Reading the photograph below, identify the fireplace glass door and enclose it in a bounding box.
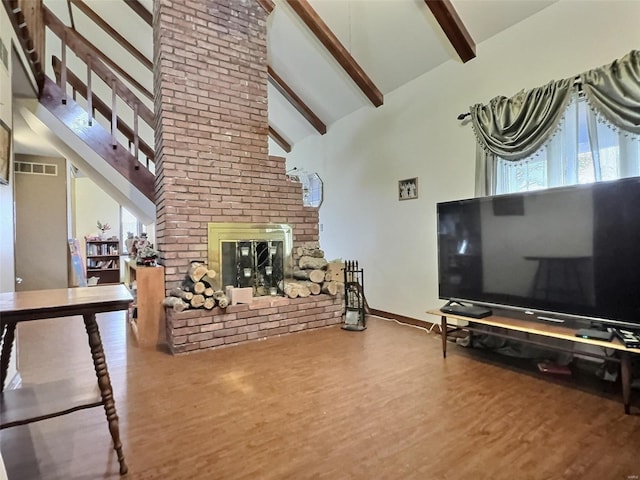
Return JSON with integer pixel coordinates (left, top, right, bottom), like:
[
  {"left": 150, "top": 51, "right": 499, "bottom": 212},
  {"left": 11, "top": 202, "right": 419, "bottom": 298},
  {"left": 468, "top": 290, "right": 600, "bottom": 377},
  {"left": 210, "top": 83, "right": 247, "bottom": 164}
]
[{"left": 220, "top": 240, "right": 284, "bottom": 296}]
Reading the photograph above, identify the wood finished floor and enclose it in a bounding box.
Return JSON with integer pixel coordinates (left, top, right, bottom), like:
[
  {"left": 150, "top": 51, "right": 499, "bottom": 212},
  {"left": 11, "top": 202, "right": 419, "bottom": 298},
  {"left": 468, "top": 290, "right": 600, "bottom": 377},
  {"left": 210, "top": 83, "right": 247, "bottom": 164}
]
[{"left": 2, "top": 314, "right": 640, "bottom": 479}]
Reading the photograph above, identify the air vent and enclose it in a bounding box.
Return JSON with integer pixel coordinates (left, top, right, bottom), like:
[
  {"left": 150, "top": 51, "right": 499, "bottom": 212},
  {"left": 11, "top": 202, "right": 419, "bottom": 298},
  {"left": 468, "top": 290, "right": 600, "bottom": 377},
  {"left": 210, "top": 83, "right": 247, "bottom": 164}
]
[{"left": 15, "top": 161, "right": 58, "bottom": 176}]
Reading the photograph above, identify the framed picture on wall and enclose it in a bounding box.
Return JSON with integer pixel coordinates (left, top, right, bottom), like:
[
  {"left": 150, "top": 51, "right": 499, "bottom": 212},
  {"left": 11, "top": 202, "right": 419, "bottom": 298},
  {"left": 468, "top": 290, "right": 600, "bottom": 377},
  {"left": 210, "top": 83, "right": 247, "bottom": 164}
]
[
  {"left": 0, "top": 119, "right": 10, "bottom": 185},
  {"left": 398, "top": 177, "right": 418, "bottom": 201}
]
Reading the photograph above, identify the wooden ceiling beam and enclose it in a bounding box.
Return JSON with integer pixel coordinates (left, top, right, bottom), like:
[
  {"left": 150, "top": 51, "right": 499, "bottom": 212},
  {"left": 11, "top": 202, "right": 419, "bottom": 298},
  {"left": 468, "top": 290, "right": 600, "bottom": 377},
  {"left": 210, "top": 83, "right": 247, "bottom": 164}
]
[
  {"left": 424, "top": 0, "right": 475, "bottom": 63},
  {"left": 268, "top": 126, "right": 292, "bottom": 153},
  {"left": 123, "top": 0, "right": 152, "bottom": 26},
  {"left": 268, "top": 66, "right": 326, "bottom": 135},
  {"left": 257, "top": 0, "right": 275, "bottom": 15},
  {"left": 69, "top": 0, "right": 152, "bottom": 70},
  {"left": 285, "top": 0, "right": 383, "bottom": 107}
]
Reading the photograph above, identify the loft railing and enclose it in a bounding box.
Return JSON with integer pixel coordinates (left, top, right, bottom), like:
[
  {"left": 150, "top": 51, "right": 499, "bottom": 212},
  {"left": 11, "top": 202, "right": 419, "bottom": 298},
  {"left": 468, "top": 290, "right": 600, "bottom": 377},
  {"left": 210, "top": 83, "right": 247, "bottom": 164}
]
[{"left": 44, "top": 6, "right": 154, "bottom": 172}]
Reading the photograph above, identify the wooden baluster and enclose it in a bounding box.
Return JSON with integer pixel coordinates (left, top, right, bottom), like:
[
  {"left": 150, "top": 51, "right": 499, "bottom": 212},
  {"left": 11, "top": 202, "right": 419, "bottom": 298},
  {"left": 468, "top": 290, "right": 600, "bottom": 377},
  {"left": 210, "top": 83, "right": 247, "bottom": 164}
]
[
  {"left": 86, "top": 59, "right": 93, "bottom": 126},
  {"left": 133, "top": 102, "right": 139, "bottom": 160},
  {"left": 111, "top": 79, "right": 117, "bottom": 148},
  {"left": 61, "top": 31, "right": 67, "bottom": 104}
]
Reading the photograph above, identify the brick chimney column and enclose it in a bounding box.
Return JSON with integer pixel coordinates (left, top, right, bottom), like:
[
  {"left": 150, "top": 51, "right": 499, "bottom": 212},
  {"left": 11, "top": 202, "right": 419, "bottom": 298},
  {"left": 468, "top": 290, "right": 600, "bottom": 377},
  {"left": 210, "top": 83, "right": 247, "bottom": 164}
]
[{"left": 153, "top": 0, "right": 269, "bottom": 290}]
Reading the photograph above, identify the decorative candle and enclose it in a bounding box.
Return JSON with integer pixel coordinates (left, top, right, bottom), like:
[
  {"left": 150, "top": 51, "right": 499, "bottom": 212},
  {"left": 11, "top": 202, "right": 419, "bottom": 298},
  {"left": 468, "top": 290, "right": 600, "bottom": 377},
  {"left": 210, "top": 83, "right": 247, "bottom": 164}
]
[
  {"left": 243, "top": 268, "right": 252, "bottom": 277},
  {"left": 265, "top": 266, "right": 272, "bottom": 275}
]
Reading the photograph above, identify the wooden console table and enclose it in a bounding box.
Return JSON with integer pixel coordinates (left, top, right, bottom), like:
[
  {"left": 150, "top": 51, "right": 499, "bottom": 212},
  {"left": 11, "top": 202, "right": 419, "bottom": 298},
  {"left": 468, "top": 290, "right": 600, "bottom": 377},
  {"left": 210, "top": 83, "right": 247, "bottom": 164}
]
[
  {"left": 0, "top": 285, "right": 133, "bottom": 475},
  {"left": 427, "top": 309, "right": 638, "bottom": 415}
]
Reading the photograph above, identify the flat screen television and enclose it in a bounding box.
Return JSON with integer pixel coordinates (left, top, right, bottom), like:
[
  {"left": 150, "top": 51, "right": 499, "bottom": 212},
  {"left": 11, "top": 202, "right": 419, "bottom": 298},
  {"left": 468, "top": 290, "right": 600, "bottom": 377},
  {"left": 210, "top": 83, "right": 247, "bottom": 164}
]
[{"left": 437, "top": 176, "right": 640, "bottom": 328}]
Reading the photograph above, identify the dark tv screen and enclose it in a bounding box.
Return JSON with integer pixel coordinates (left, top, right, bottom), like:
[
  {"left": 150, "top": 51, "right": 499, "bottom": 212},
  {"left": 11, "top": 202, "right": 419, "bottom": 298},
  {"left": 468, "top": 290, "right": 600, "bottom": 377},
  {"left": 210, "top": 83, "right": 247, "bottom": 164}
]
[{"left": 437, "top": 176, "right": 640, "bottom": 326}]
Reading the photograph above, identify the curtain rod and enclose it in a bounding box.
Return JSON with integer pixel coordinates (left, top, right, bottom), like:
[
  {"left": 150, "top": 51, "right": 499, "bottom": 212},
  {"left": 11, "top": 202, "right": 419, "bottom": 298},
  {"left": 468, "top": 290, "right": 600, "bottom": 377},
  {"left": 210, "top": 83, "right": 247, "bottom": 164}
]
[{"left": 457, "top": 76, "right": 583, "bottom": 120}]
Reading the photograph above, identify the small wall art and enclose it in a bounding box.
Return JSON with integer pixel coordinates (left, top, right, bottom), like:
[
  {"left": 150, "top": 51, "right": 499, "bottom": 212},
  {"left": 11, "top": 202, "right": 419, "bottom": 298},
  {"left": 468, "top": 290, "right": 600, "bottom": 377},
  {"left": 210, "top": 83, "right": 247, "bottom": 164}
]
[{"left": 398, "top": 177, "right": 418, "bottom": 201}]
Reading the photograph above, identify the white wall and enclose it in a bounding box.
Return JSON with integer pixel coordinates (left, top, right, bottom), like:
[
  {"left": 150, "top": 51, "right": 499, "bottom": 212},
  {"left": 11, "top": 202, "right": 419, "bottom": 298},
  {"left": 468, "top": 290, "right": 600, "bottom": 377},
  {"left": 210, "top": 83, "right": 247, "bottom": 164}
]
[
  {"left": 0, "top": 7, "right": 17, "bottom": 387},
  {"left": 0, "top": 10, "right": 14, "bottom": 294},
  {"left": 75, "top": 175, "right": 121, "bottom": 249},
  {"left": 286, "top": 0, "right": 640, "bottom": 321}
]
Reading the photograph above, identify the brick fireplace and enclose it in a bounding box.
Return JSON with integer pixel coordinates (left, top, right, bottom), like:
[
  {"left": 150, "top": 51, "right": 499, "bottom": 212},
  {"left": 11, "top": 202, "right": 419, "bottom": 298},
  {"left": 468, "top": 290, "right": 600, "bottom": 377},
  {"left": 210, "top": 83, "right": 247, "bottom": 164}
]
[{"left": 153, "top": 0, "right": 342, "bottom": 353}]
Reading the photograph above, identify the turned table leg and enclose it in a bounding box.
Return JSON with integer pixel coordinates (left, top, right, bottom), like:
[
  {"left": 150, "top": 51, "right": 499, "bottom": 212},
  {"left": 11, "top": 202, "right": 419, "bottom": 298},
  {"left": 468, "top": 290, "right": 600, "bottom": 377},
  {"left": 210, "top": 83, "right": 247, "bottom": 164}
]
[
  {"left": 83, "top": 313, "right": 128, "bottom": 475},
  {"left": 0, "top": 321, "right": 17, "bottom": 393}
]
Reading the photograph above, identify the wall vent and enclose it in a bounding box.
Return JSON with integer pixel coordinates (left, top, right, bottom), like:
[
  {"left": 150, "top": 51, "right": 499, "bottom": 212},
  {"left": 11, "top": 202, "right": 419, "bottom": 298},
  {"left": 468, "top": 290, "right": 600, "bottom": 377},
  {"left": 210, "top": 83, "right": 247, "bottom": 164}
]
[{"left": 15, "top": 161, "right": 58, "bottom": 176}]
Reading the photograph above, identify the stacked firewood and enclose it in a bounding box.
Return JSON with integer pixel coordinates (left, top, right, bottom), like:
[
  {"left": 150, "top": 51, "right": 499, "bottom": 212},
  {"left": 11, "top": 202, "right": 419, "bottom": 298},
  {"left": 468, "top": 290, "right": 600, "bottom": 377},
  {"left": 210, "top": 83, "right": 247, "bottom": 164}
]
[
  {"left": 283, "top": 242, "right": 342, "bottom": 298},
  {"left": 162, "top": 261, "right": 230, "bottom": 312}
]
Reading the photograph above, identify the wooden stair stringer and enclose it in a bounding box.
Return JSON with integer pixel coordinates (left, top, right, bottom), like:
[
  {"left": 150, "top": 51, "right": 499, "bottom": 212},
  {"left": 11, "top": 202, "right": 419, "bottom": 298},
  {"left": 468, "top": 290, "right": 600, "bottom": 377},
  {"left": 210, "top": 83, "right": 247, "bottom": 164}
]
[{"left": 37, "top": 76, "right": 156, "bottom": 203}]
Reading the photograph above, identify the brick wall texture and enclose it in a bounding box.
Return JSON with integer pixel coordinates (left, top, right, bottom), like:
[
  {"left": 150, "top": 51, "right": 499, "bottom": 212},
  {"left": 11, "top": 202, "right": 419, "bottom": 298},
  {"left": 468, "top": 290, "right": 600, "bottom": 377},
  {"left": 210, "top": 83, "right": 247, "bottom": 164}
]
[{"left": 153, "top": 0, "right": 339, "bottom": 353}]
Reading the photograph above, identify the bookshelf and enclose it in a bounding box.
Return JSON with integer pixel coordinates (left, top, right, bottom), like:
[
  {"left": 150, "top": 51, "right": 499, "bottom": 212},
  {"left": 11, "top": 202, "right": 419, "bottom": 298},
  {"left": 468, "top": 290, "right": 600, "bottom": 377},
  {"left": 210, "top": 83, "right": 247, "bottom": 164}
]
[{"left": 86, "top": 239, "right": 121, "bottom": 285}]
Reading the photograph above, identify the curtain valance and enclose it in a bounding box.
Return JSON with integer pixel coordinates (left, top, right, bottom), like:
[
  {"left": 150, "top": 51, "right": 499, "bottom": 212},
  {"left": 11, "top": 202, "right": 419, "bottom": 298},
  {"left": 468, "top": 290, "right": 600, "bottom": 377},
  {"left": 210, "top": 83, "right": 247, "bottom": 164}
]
[
  {"left": 470, "top": 50, "right": 640, "bottom": 165},
  {"left": 580, "top": 50, "right": 640, "bottom": 136},
  {"left": 470, "top": 79, "right": 573, "bottom": 162}
]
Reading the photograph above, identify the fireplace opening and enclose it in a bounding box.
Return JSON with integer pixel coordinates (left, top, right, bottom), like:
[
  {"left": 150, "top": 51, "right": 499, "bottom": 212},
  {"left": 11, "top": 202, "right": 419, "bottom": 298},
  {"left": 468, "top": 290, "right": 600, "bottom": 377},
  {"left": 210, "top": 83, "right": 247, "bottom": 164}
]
[
  {"left": 220, "top": 240, "right": 284, "bottom": 296},
  {"left": 208, "top": 223, "right": 293, "bottom": 298}
]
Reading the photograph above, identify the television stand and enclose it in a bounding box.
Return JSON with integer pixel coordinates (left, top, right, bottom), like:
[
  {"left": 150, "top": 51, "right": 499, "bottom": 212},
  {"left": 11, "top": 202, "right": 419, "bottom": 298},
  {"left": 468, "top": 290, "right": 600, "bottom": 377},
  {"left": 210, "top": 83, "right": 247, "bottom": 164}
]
[{"left": 427, "top": 309, "right": 638, "bottom": 415}]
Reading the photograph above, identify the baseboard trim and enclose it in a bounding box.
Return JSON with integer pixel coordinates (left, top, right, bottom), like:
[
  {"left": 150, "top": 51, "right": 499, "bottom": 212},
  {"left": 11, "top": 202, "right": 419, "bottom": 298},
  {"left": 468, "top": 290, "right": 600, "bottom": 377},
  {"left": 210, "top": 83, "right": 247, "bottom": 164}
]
[{"left": 369, "top": 309, "right": 436, "bottom": 330}]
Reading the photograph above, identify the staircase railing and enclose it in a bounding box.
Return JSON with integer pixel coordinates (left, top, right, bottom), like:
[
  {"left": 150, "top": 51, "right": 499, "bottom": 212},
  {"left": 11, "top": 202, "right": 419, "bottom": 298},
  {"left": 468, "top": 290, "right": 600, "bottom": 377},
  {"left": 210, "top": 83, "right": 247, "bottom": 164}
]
[
  {"left": 51, "top": 56, "right": 155, "bottom": 170},
  {"left": 43, "top": 6, "right": 155, "bottom": 172}
]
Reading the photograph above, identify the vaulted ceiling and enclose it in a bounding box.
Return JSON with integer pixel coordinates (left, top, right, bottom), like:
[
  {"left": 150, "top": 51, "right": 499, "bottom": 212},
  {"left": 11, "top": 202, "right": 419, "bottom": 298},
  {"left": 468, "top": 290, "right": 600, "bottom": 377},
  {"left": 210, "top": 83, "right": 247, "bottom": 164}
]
[{"left": 13, "top": 0, "right": 557, "bottom": 156}]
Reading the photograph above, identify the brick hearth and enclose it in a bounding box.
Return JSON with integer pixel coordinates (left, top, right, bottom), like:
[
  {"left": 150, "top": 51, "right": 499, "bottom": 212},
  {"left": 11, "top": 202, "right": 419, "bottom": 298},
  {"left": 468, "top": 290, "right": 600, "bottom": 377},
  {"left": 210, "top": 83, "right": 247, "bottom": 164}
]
[
  {"left": 167, "top": 296, "right": 343, "bottom": 353},
  {"left": 153, "top": 0, "right": 342, "bottom": 353}
]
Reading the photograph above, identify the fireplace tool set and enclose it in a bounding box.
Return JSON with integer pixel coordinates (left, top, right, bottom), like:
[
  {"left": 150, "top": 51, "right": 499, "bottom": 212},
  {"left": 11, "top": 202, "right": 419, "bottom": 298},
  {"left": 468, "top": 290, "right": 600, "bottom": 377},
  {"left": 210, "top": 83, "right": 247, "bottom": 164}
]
[{"left": 342, "top": 260, "right": 367, "bottom": 331}]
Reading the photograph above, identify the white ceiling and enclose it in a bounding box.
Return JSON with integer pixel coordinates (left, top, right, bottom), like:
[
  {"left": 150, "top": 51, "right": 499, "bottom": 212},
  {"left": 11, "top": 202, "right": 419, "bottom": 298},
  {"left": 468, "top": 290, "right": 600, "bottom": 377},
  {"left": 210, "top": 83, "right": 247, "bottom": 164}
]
[{"left": 13, "top": 0, "right": 557, "bottom": 156}]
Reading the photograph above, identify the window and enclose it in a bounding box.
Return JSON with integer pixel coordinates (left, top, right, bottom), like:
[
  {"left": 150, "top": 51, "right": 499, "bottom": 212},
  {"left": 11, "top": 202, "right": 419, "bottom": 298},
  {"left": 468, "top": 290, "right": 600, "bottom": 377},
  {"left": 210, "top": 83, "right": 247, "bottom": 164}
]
[
  {"left": 496, "top": 97, "right": 640, "bottom": 194},
  {"left": 121, "top": 207, "right": 145, "bottom": 254}
]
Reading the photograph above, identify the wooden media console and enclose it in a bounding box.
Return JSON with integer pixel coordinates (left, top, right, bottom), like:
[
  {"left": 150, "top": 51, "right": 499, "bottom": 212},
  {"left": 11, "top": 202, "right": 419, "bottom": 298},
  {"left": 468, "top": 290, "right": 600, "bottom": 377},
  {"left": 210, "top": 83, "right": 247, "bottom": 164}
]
[{"left": 427, "top": 309, "right": 639, "bottom": 414}]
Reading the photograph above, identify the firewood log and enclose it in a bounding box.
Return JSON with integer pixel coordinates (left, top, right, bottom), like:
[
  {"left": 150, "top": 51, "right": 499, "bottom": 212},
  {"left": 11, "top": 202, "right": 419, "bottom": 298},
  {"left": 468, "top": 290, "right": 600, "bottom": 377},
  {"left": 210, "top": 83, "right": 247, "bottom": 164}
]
[
  {"left": 308, "top": 269, "right": 325, "bottom": 283},
  {"left": 187, "top": 263, "right": 208, "bottom": 282},
  {"left": 203, "top": 297, "right": 215, "bottom": 310},
  {"left": 297, "top": 284, "right": 311, "bottom": 298},
  {"left": 204, "top": 287, "right": 214, "bottom": 297},
  {"left": 212, "top": 290, "right": 230, "bottom": 308},
  {"left": 299, "top": 256, "right": 328, "bottom": 270},
  {"left": 201, "top": 270, "right": 218, "bottom": 288},
  {"left": 192, "top": 282, "right": 206, "bottom": 295},
  {"left": 296, "top": 246, "right": 324, "bottom": 258},
  {"left": 216, "top": 295, "right": 229, "bottom": 308},
  {"left": 181, "top": 277, "right": 201, "bottom": 292},
  {"left": 169, "top": 288, "right": 193, "bottom": 301},
  {"left": 163, "top": 296, "right": 189, "bottom": 312},
  {"left": 293, "top": 268, "right": 325, "bottom": 282},
  {"left": 321, "top": 281, "right": 338, "bottom": 296},
  {"left": 190, "top": 294, "right": 205, "bottom": 308},
  {"left": 284, "top": 283, "right": 300, "bottom": 298},
  {"left": 292, "top": 268, "right": 310, "bottom": 280},
  {"left": 298, "top": 281, "right": 321, "bottom": 295}
]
